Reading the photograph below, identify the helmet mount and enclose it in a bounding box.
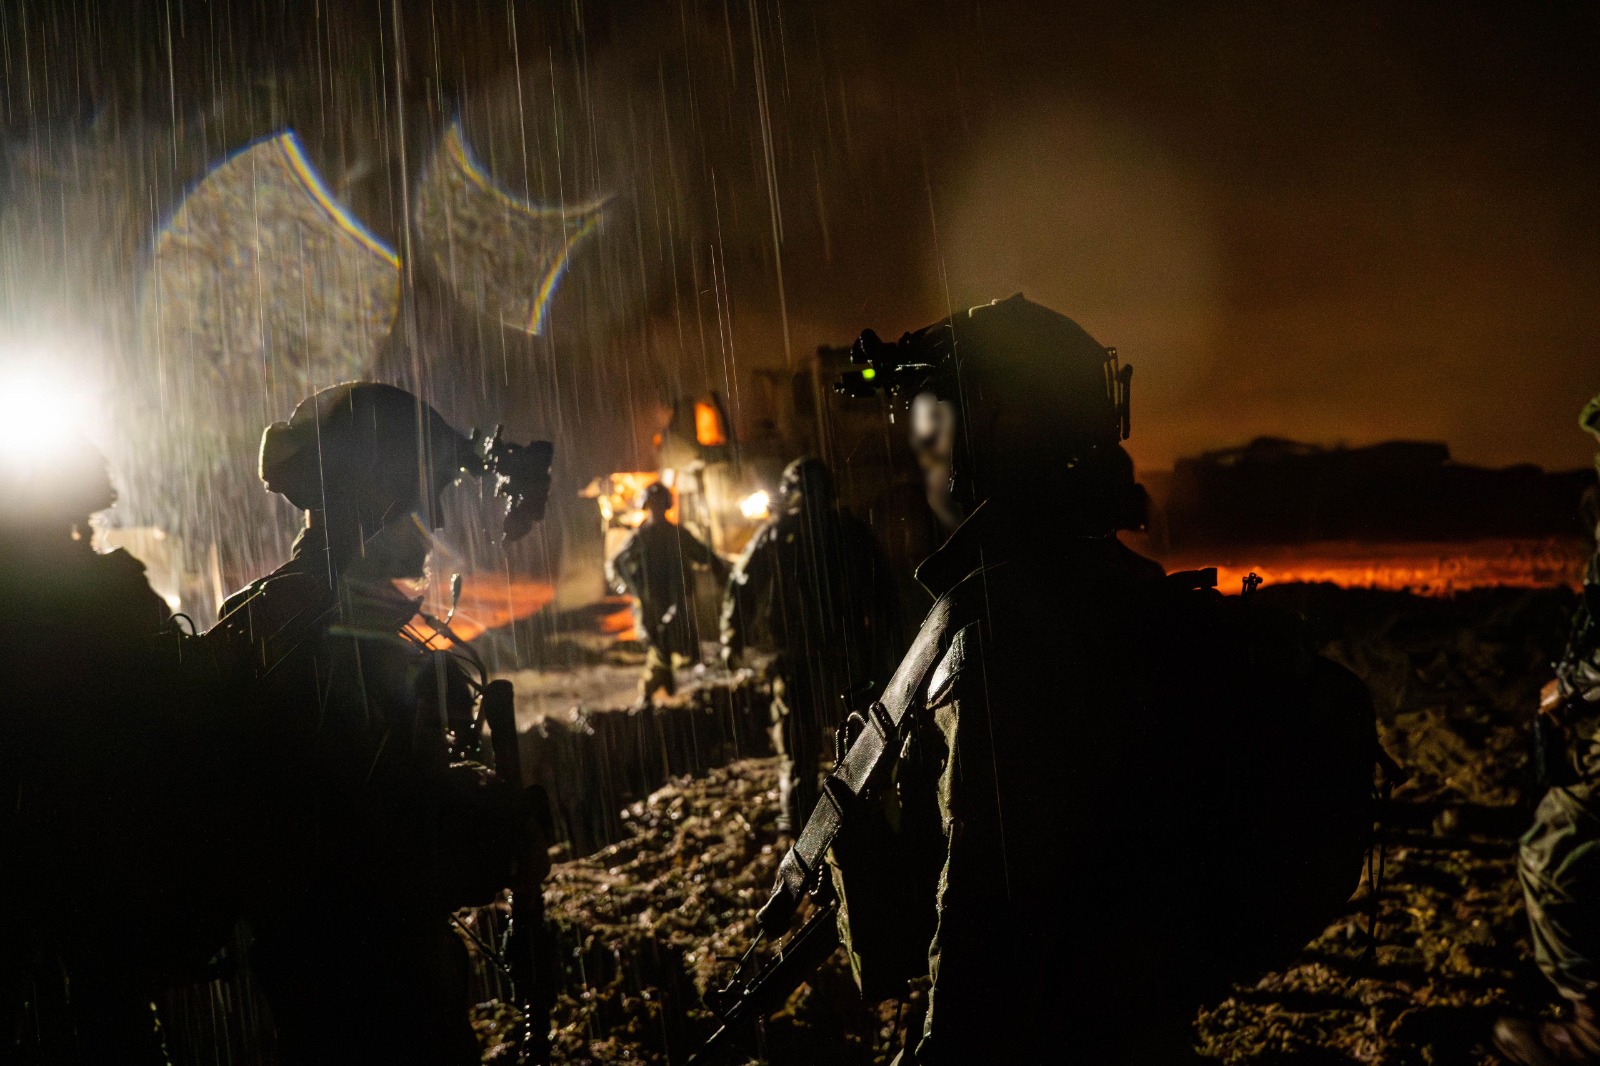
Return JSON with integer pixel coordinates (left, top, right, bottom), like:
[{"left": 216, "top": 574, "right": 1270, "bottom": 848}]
[
  {"left": 830, "top": 295, "right": 1145, "bottom": 534},
  {"left": 259, "top": 383, "right": 552, "bottom": 546}
]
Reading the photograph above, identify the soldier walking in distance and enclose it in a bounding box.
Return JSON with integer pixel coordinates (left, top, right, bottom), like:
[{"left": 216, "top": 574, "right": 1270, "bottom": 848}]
[
  {"left": 607, "top": 481, "right": 728, "bottom": 706},
  {"left": 721, "top": 457, "right": 900, "bottom": 834}
]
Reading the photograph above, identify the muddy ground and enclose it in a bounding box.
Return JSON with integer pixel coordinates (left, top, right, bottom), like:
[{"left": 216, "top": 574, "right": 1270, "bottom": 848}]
[{"left": 504, "top": 583, "right": 1583, "bottom": 1065}]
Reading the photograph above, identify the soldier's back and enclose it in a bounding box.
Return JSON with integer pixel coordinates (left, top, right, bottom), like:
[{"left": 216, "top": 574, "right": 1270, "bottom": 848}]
[
  {"left": 901, "top": 518, "right": 1371, "bottom": 1063},
  {"left": 908, "top": 530, "right": 1170, "bottom": 1062}
]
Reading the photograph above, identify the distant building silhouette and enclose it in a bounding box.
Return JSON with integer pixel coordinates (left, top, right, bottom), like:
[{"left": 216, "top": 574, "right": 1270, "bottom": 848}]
[{"left": 1163, "top": 437, "right": 1592, "bottom": 548}]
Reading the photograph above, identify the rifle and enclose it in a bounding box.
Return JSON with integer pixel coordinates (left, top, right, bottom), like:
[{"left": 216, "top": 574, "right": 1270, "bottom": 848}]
[
  {"left": 686, "top": 884, "right": 842, "bottom": 1066},
  {"left": 687, "top": 592, "right": 953, "bottom": 1064},
  {"left": 482, "top": 678, "right": 556, "bottom": 1066}
]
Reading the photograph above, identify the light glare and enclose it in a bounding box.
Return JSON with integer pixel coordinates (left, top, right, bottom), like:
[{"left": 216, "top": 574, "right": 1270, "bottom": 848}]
[
  {"left": 739, "top": 490, "right": 770, "bottom": 521},
  {"left": 0, "top": 365, "right": 97, "bottom": 462}
]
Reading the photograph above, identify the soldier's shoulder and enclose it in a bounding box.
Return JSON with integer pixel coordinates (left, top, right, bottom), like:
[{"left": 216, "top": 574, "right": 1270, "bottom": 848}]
[
  {"left": 879, "top": 593, "right": 972, "bottom": 712},
  {"left": 1110, "top": 538, "right": 1168, "bottom": 582},
  {"left": 216, "top": 569, "right": 332, "bottom": 636},
  {"left": 905, "top": 590, "right": 968, "bottom": 664},
  {"left": 926, "top": 616, "right": 979, "bottom": 708},
  {"left": 748, "top": 519, "right": 787, "bottom": 550},
  {"left": 932, "top": 566, "right": 1000, "bottom": 627},
  {"left": 92, "top": 548, "right": 172, "bottom": 626},
  {"left": 97, "top": 545, "right": 150, "bottom": 577}
]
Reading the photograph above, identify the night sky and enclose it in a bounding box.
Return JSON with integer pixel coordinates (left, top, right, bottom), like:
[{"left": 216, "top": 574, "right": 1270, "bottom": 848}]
[
  {"left": 686, "top": 0, "right": 1600, "bottom": 474},
  {"left": 3, "top": 0, "right": 1597, "bottom": 476}
]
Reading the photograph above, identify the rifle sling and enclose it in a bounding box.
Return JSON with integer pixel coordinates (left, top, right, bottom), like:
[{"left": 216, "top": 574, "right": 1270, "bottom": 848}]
[{"left": 759, "top": 594, "right": 956, "bottom": 935}]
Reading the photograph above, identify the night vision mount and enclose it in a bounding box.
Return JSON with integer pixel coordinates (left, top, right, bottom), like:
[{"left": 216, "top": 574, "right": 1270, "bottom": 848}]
[
  {"left": 465, "top": 427, "right": 554, "bottom": 544},
  {"left": 832, "top": 328, "right": 938, "bottom": 400},
  {"left": 831, "top": 326, "right": 1135, "bottom": 443}
]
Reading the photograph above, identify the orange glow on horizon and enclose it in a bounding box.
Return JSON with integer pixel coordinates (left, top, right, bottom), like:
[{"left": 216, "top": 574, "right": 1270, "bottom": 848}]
[
  {"left": 410, "top": 575, "right": 557, "bottom": 647},
  {"left": 1158, "top": 537, "right": 1588, "bottom": 597}
]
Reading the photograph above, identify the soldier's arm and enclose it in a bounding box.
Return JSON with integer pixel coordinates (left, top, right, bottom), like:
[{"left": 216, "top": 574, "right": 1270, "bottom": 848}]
[
  {"left": 827, "top": 725, "right": 944, "bottom": 1001},
  {"left": 390, "top": 655, "right": 548, "bottom": 908},
  {"left": 679, "top": 526, "right": 728, "bottom": 577},
  {"left": 1552, "top": 566, "right": 1600, "bottom": 710},
  {"left": 916, "top": 624, "right": 1009, "bottom": 1054},
  {"left": 720, "top": 528, "right": 773, "bottom": 658},
  {"left": 606, "top": 535, "right": 637, "bottom": 597},
  {"left": 827, "top": 604, "right": 952, "bottom": 1001}
]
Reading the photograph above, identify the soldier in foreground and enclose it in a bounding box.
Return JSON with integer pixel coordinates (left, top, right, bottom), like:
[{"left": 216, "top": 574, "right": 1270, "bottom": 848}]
[
  {"left": 1495, "top": 392, "right": 1600, "bottom": 1066},
  {"left": 0, "top": 432, "right": 221, "bottom": 1062},
  {"left": 701, "top": 296, "right": 1377, "bottom": 1065},
  {"left": 205, "top": 383, "right": 553, "bottom": 1065},
  {"left": 721, "top": 456, "right": 900, "bottom": 833},
  {"left": 607, "top": 481, "right": 727, "bottom": 706}
]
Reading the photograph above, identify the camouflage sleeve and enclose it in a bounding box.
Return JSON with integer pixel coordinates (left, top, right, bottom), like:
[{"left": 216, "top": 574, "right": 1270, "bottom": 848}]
[
  {"left": 919, "top": 624, "right": 1011, "bottom": 1057},
  {"left": 1555, "top": 474, "right": 1600, "bottom": 704},
  {"left": 678, "top": 526, "right": 726, "bottom": 574},
  {"left": 1560, "top": 592, "right": 1600, "bottom": 706},
  {"left": 827, "top": 710, "right": 945, "bottom": 1001},
  {"left": 607, "top": 533, "right": 639, "bottom": 597},
  {"left": 720, "top": 526, "right": 773, "bottom": 655}
]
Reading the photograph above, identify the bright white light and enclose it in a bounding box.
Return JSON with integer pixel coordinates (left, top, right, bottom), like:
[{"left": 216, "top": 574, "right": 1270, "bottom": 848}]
[
  {"left": 0, "top": 364, "right": 98, "bottom": 462},
  {"left": 739, "top": 490, "right": 770, "bottom": 521}
]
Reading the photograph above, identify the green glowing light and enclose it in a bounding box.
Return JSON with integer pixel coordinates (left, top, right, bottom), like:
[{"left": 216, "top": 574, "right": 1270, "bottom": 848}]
[{"left": 861, "top": 367, "right": 877, "bottom": 381}]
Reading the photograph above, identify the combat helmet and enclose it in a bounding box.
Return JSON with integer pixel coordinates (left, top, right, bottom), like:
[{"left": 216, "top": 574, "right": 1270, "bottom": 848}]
[
  {"left": 260, "top": 383, "right": 472, "bottom": 534},
  {"left": 776, "top": 456, "right": 835, "bottom": 515},
  {"left": 639, "top": 481, "right": 674, "bottom": 514},
  {"left": 259, "top": 382, "right": 553, "bottom": 545},
  {"left": 835, "top": 294, "right": 1145, "bottom": 533}
]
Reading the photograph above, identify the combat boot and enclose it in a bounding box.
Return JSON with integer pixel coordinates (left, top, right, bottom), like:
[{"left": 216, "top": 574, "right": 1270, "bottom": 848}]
[{"left": 1495, "top": 1001, "right": 1600, "bottom": 1065}]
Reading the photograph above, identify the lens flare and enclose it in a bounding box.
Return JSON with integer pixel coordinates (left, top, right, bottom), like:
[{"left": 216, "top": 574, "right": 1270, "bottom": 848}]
[
  {"left": 0, "top": 364, "right": 97, "bottom": 463},
  {"left": 739, "top": 490, "right": 771, "bottom": 521}
]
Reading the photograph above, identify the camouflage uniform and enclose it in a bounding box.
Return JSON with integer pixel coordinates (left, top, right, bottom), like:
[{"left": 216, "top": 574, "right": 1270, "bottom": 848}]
[
  {"left": 204, "top": 383, "right": 545, "bottom": 1066},
  {"left": 828, "top": 501, "right": 1210, "bottom": 1062},
  {"left": 788, "top": 297, "right": 1374, "bottom": 1064},
  {"left": 608, "top": 513, "right": 724, "bottom": 701},
  {"left": 1517, "top": 393, "right": 1600, "bottom": 1006},
  {"left": 722, "top": 460, "right": 900, "bottom": 832},
  {"left": 209, "top": 533, "right": 529, "bottom": 1065}
]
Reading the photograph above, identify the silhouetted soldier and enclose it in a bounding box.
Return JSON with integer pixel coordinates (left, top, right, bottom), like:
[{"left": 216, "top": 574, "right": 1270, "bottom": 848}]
[
  {"left": 741, "top": 296, "right": 1376, "bottom": 1065},
  {"left": 1496, "top": 391, "right": 1600, "bottom": 1066},
  {"left": 0, "top": 432, "right": 217, "bottom": 1063},
  {"left": 720, "top": 457, "right": 901, "bottom": 834},
  {"left": 205, "top": 383, "right": 553, "bottom": 1065},
  {"left": 607, "top": 481, "right": 728, "bottom": 706}
]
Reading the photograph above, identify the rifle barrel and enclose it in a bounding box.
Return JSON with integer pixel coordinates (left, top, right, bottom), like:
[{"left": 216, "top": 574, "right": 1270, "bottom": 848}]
[
  {"left": 685, "top": 898, "right": 841, "bottom": 1065},
  {"left": 483, "top": 678, "right": 552, "bottom": 1066}
]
